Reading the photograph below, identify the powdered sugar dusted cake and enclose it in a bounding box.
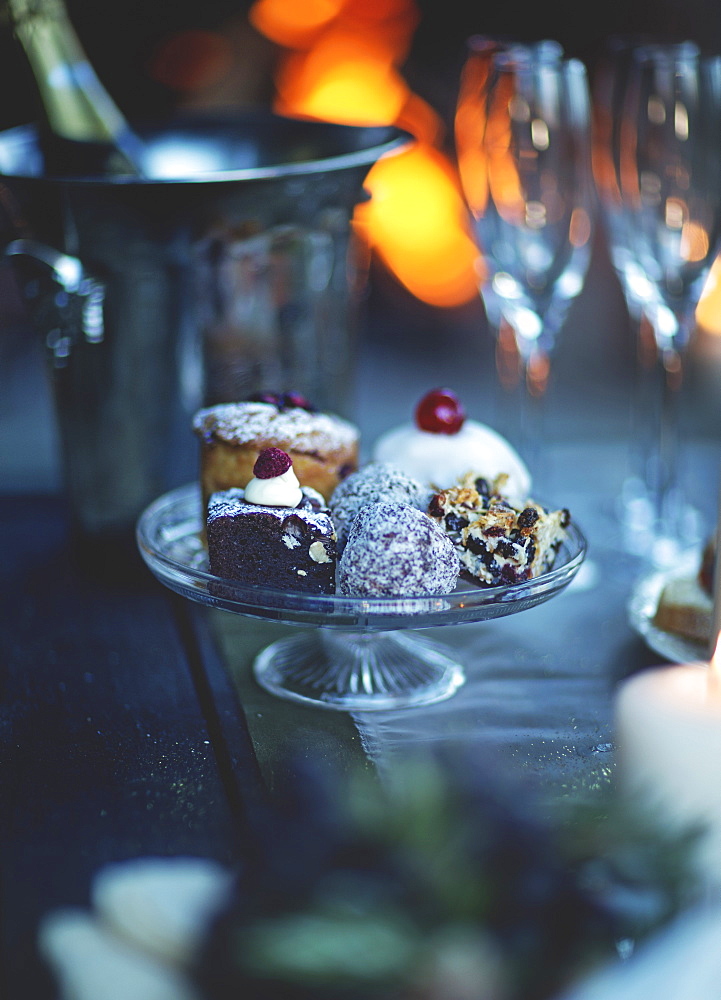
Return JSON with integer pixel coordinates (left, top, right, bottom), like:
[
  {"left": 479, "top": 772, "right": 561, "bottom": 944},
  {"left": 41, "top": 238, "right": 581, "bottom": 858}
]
[
  {"left": 338, "top": 501, "right": 460, "bottom": 597},
  {"left": 193, "top": 394, "right": 359, "bottom": 509},
  {"left": 329, "top": 462, "right": 434, "bottom": 551},
  {"left": 207, "top": 487, "right": 337, "bottom": 594},
  {"left": 206, "top": 448, "right": 337, "bottom": 594},
  {"left": 428, "top": 473, "right": 570, "bottom": 587}
]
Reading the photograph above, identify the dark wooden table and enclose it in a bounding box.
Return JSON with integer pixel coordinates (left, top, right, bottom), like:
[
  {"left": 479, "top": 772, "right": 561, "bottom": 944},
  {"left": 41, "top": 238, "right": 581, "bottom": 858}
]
[
  {"left": 0, "top": 501, "right": 397, "bottom": 999},
  {"left": 1, "top": 496, "right": 259, "bottom": 997}
]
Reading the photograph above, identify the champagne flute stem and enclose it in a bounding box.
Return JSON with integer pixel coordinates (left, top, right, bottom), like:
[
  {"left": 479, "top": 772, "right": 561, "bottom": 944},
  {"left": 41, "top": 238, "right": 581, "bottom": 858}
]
[
  {"left": 624, "top": 309, "right": 702, "bottom": 564},
  {"left": 520, "top": 359, "right": 549, "bottom": 494},
  {"left": 493, "top": 319, "right": 550, "bottom": 495},
  {"left": 628, "top": 312, "right": 656, "bottom": 477},
  {"left": 638, "top": 339, "right": 688, "bottom": 565},
  {"left": 655, "top": 346, "right": 683, "bottom": 528}
]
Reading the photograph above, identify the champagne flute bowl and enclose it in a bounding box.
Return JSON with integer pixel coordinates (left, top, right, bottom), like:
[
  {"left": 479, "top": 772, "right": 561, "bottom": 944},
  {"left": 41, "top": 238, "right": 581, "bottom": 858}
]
[
  {"left": 454, "top": 43, "right": 595, "bottom": 481},
  {"left": 617, "top": 43, "right": 721, "bottom": 562}
]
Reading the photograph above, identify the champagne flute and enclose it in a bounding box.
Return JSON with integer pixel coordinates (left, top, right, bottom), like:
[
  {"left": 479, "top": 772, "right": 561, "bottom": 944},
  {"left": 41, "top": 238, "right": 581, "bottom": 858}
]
[
  {"left": 591, "top": 37, "right": 665, "bottom": 329},
  {"left": 617, "top": 43, "right": 721, "bottom": 563},
  {"left": 591, "top": 37, "right": 670, "bottom": 547},
  {"left": 455, "top": 42, "right": 595, "bottom": 490}
]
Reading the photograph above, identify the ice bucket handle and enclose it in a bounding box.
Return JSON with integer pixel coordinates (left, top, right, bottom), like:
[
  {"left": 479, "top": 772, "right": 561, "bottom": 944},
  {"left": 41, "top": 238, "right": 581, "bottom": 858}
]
[{"left": 5, "top": 238, "right": 106, "bottom": 356}]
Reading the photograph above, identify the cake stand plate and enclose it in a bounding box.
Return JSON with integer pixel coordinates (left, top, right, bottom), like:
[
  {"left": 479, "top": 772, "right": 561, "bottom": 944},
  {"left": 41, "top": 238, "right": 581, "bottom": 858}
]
[{"left": 137, "top": 484, "right": 587, "bottom": 711}]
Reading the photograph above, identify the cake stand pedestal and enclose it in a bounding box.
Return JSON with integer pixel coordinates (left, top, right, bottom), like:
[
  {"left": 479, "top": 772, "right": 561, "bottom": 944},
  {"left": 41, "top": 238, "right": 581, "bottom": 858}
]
[{"left": 254, "top": 630, "right": 465, "bottom": 710}]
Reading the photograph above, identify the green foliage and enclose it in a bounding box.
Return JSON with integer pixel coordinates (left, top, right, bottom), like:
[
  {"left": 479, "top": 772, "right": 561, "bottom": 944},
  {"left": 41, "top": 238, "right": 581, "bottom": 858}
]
[{"left": 196, "top": 753, "right": 697, "bottom": 1000}]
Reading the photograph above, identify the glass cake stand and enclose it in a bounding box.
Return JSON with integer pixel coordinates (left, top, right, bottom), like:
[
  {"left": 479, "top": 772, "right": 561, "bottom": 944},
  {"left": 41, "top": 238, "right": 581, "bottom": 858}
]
[{"left": 136, "top": 484, "right": 587, "bottom": 711}]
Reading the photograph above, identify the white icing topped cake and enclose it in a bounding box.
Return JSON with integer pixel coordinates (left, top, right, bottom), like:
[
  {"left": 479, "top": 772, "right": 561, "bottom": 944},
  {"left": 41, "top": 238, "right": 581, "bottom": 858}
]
[
  {"left": 193, "top": 401, "right": 359, "bottom": 454},
  {"left": 372, "top": 419, "right": 531, "bottom": 499}
]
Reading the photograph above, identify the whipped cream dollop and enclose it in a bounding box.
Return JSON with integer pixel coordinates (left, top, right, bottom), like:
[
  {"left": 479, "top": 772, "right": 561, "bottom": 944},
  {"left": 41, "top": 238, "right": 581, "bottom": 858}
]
[
  {"left": 245, "top": 466, "right": 303, "bottom": 507},
  {"left": 243, "top": 448, "right": 303, "bottom": 507},
  {"left": 372, "top": 420, "right": 532, "bottom": 500}
]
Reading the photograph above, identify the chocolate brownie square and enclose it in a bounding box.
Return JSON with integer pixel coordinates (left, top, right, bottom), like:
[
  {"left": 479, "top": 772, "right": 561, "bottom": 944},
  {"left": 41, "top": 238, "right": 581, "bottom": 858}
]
[{"left": 206, "top": 488, "right": 337, "bottom": 594}]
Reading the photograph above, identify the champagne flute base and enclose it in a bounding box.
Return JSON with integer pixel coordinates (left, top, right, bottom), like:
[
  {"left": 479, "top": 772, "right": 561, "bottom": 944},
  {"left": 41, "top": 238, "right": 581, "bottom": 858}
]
[{"left": 618, "top": 475, "right": 704, "bottom": 568}]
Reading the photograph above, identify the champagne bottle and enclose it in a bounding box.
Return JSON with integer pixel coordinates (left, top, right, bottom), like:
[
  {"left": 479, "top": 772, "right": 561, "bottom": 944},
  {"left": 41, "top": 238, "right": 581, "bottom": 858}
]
[{"left": 2, "top": 0, "right": 145, "bottom": 175}]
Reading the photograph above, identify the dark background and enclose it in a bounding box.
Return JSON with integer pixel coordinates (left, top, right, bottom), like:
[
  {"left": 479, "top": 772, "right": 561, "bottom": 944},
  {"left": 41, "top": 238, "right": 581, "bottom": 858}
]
[
  {"left": 3, "top": 0, "right": 721, "bottom": 134},
  {"left": 2, "top": 0, "right": 721, "bottom": 493}
]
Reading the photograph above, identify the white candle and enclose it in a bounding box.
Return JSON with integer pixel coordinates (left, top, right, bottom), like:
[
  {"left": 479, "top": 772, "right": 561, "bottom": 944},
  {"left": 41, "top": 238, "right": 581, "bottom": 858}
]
[{"left": 615, "top": 638, "right": 721, "bottom": 891}]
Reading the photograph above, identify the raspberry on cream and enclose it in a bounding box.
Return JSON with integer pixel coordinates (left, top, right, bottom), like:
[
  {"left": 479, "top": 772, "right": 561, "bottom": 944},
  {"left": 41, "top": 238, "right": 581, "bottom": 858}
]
[{"left": 244, "top": 449, "right": 303, "bottom": 507}]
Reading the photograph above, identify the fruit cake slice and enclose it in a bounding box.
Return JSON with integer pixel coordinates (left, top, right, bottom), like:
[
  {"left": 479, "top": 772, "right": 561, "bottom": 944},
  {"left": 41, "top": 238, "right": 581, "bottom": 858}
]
[{"left": 428, "top": 473, "right": 570, "bottom": 587}]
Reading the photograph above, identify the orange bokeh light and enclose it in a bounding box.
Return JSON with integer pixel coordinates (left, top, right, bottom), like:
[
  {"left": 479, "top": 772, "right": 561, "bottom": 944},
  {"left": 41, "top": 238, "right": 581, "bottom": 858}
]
[
  {"left": 355, "top": 142, "right": 481, "bottom": 307},
  {"left": 249, "top": 0, "right": 346, "bottom": 50},
  {"left": 248, "top": 0, "right": 479, "bottom": 307},
  {"left": 274, "top": 28, "right": 410, "bottom": 126},
  {"left": 454, "top": 39, "right": 493, "bottom": 216},
  {"left": 696, "top": 253, "right": 721, "bottom": 335}
]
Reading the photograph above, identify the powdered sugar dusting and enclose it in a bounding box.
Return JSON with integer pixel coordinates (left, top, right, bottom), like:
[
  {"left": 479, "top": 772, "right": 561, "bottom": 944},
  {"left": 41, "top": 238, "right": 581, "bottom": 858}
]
[
  {"left": 207, "top": 487, "right": 333, "bottom": 534},
  {"left": 338, "top": 501, "right": 460, "bottom": 597},
  {"left": 193, "top": 402, "right": 359, "bottom": 454},
  {"left": 330, "top": 462, "right": 434, "bottom": 551}
]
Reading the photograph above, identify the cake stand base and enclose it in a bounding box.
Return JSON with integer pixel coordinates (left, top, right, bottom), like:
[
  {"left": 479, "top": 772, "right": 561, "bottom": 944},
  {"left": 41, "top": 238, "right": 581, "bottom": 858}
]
[{"left": 253, "top": 629, "right": 466, "bottom": 711}]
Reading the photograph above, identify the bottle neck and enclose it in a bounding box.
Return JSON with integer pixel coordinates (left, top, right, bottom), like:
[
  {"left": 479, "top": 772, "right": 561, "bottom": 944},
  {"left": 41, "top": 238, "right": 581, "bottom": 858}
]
[{"left": 4, "top": 0, "right": 145, "bottom": 175}]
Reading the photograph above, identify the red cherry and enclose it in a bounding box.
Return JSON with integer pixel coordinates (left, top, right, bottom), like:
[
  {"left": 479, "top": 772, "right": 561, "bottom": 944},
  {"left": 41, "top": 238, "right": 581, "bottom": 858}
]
[{"left": 415, "top": 388, "right": 465, "bottom": 434}]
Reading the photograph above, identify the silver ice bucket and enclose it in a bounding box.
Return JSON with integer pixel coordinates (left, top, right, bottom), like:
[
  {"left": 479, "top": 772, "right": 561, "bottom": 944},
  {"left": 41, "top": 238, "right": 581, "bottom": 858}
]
[{"left": 0, "top": 112, "right": 405, "bottom": 544}]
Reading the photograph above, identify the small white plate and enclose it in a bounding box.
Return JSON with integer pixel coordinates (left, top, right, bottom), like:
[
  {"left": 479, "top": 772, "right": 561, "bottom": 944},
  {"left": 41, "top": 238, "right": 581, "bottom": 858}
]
[{"left": 628, "top": 564, "right": 709, "bottom": 664}]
